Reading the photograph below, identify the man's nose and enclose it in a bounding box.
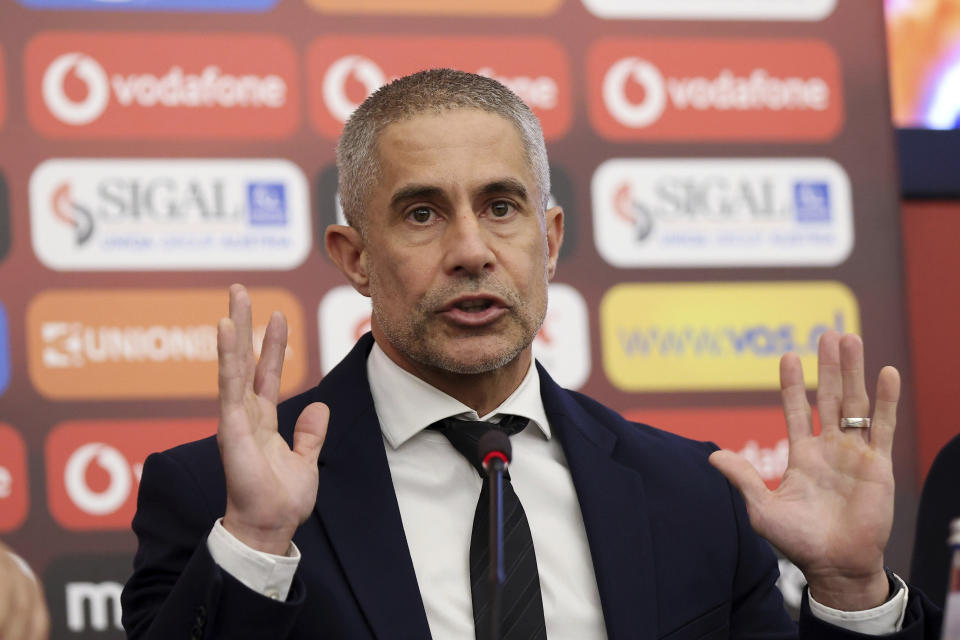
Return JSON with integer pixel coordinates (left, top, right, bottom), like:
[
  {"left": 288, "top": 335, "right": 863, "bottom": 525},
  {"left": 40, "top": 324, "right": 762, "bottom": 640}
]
[{"left": 441, "top": 210, "right": 496, "bottom": 276}]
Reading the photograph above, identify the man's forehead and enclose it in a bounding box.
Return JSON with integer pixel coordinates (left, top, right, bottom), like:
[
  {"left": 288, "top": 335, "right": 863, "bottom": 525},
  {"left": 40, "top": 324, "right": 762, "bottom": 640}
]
[
  {"left": 376, "top": 107, "right": 519, "bottom": 149},
  {"left": 373, "top": 109, "right": 534, "bottom": 196}
]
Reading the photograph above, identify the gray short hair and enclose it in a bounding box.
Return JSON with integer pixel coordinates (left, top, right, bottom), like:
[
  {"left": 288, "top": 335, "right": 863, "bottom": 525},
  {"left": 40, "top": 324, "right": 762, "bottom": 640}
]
[{"left": 336, "top": 68, "right": 551, "bottom": 232}]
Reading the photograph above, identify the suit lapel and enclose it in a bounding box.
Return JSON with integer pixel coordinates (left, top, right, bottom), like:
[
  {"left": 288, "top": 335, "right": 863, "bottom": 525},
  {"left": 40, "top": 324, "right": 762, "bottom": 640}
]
[
  {"left": 539, "top": 367, "right": 659, "bottom": 640},
  {"left": 312, "top": 336, "right": 432, "bottom": 640}
]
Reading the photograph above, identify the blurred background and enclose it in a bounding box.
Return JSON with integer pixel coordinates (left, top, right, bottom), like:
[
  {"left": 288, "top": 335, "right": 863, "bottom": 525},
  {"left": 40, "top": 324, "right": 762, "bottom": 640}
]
[{"left": 0, "top": 0, "right": 958, "bottom": 636}]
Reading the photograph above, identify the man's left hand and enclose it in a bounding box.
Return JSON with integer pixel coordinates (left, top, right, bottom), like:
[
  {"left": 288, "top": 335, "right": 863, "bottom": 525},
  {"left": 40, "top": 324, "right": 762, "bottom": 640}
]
[{"left": 710, "top": 330, "right": 899, "bottom": 611}]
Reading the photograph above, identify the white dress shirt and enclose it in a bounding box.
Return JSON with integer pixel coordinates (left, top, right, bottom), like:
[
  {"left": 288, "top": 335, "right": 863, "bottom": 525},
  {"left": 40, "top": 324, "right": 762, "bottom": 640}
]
[{"left": 208, "top": 342, "right": 907, "bottom": 636}]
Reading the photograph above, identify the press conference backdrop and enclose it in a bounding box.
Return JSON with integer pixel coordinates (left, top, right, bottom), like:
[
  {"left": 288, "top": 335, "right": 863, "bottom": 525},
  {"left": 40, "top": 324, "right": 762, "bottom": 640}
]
[{"left": 0, "top": 1, "right": 918, "bottom": 636}]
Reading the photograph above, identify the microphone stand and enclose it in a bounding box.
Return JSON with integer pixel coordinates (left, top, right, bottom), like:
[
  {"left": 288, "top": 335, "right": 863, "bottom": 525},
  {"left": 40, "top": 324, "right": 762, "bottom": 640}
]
[
  {"left": 486, "top": 454, "right": 506, "bottom": 640},
  {"left": 478, "top": 430, "right": 512, "bottom": 640}
]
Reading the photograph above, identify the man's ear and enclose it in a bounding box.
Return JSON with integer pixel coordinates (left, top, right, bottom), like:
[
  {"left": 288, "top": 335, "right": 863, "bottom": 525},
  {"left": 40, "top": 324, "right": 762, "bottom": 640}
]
[
  {"left": 325, "top": 224, "right": 370, "bottom": 296},
  {"left": 545, "top": 205, "right": 564, "bottom": 279}
]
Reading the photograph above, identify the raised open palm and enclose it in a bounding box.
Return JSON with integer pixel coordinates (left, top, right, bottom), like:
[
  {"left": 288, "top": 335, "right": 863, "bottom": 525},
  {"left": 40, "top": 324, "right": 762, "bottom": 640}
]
[
  {"left": 218, "top": 284, "right": 329, "bottom": 554},
  {"left": 710, "top": 331, "right": 899, "bottom": 610}
]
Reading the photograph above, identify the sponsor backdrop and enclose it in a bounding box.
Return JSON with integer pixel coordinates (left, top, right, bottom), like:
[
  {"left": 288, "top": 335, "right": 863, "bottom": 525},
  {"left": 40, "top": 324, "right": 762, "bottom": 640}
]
[{"left": 0, "top": 1, "right": 917, "bottom": 635}]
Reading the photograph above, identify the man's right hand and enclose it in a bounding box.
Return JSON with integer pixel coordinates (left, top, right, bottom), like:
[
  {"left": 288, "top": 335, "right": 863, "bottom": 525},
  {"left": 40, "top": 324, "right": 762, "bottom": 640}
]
[{"left": 218, "top": 284, "right": 329, "bottom": 555}]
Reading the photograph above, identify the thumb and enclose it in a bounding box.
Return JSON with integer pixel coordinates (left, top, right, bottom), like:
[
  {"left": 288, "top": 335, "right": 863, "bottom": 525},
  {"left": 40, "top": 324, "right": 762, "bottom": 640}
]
[
  {"left": 709, "top": 449, "right": 770, "bottom": 510},
  {"left": 292, "top": 402, "right": 329, "bottom": 465}
]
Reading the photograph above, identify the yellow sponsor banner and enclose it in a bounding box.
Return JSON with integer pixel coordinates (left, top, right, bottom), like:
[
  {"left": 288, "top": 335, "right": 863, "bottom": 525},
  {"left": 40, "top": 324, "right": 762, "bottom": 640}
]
[{"left": 600, "top": 281, "right": 860, "bottom": 391}]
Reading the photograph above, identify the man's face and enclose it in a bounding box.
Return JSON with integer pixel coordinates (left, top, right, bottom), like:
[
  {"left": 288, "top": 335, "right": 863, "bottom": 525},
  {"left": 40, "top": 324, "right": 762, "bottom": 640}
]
[{"left": 360, "top": 108, "right": 562, "bottom": 376}]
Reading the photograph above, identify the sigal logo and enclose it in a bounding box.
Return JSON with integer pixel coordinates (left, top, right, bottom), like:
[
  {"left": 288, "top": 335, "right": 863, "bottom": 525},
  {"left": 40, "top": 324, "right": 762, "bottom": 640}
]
[
  {"left": 306, "top": 0, "right": 560, "bottom": 15},
  {"left": 46, "top": 419, "right": 216, "bottom": 530},
  {"left": 317, "top": 283, "right": 590, "bottom": 389},
  {"left": 591, "top": 158, "right": 853, "bottom": 267},
  {"left": 581, "top": 0, "right": 836, "bottom": 20},
  {"left": 18, "top": 0, "right": 279, "bottom": 10},
  {"left": 30, "top": 159, "right": 311, "bottom": 270},
  {"left": 588, "top": 39, "right": 843, "bottom": 141},
  {"left": 27, "top": 288, "right": 306, "bottom": 399},
  {"left": 307, "top": 36, "right": 571, "bottom": 140},
  {"left": 26, "top": 32, "right": 298, "bottom": 139},
  {"left": 601, "top": 281, "right": 861, "bottom": 391},
  {"left": 0, "top": 424, "right": 29, "bottom": 532}
]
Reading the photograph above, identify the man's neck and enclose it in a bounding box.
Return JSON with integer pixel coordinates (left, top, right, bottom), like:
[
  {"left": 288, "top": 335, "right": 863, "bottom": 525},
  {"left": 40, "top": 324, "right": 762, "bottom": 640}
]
[{"left": 371, "top": 334, "right": 532, "bottom": 416}]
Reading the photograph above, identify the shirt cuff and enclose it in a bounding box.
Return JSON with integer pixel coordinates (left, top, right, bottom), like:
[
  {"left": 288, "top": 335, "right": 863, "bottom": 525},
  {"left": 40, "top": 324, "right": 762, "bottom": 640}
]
[
  {"left": 807, "top": 573, "right": 909, "bottom": 635},
  {"left": 206, "top": 518, "right": 300, "bottom": 601}
]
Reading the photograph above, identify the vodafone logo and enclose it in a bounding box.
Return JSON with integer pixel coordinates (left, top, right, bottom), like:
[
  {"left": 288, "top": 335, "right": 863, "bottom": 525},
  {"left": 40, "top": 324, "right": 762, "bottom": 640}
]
[
  {"left": 46, "top": 420, "right": 216, "bottom": 530},
  {"left": 42, "top": 52, "right": 109, "bottom": 125},
  {"left": 589, "top": 38, "right": 843, "bottom": 141},
  {"left": 26, "top": 32, "right": 299, "bottom": 139},
  {"left": 602, "top": 57, "right": 666, "bottom": 128},
  {"left": 322, "top": 55, "right": 385, "bottom": 123},
  {"left": 64, "top": 443, "right": 137, "bottom": 517},
  {"left": 308, "top": 36, "right": 571, "bottom": 139}
]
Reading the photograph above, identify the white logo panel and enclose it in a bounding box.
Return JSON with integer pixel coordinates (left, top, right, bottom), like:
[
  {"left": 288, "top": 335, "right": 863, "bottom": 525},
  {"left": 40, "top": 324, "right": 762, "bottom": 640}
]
[
  {"left": 318, "top": 284, "right": 590, "bottom": 389},
  {"left": 30, "top": 159, "right": 311, "bottom": 270},
  {"left": 319, "top": 286, "right": 373, "bottom": 375},
  {"left": 532, "top": 283, "right": 590, "bottom": 390},
  {"left": 591, "top": 158, "right": 853, "bottom": 268},
  {"left": 581, "top": 0, "right": 836, "bottom": 20}
]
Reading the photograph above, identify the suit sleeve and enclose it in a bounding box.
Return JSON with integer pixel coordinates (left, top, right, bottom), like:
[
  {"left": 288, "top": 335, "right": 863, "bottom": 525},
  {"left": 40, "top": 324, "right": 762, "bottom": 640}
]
[
  {"left": 121, "top": 450, "right": 307, "bottom": 640},
  {"left": 720, "top": 470, "right": 799, "bottom": 640}
]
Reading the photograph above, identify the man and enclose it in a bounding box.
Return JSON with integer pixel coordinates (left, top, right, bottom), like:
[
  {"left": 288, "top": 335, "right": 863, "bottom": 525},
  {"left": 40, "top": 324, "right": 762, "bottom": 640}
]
[{"left": 122, "top": 69, "right": 941, "bottom": 639}]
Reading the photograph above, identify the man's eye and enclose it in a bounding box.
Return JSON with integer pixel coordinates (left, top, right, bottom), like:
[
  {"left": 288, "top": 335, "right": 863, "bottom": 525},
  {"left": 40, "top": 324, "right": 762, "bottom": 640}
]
[
  {"left": 409, "top": 208, "right": 433, "bottom": 223},
  {"left": 490, "top": 201, "right": 513, "bottom": 218}
]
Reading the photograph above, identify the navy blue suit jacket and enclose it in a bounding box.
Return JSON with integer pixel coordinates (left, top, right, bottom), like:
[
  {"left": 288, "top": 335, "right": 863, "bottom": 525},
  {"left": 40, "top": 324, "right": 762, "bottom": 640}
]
[{"left": 122, "top": 334, "right": 940, "bottom": 639}]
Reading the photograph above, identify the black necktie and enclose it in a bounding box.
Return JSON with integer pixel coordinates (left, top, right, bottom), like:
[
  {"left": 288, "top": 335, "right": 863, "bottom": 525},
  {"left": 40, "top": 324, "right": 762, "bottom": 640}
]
[{"left": 430, "top": 416, "right": 547, "bottom": 640}]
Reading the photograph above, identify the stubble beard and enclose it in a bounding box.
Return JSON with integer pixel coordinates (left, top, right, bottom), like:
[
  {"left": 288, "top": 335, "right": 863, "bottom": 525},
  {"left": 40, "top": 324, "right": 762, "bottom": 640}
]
[{"left": 370, "top": 274, "right": 546, "bottom": 376}]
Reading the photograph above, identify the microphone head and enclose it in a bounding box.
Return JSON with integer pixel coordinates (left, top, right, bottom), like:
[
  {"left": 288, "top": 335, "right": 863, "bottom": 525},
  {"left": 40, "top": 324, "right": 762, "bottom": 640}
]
[{"left": 477, "top": 430, "right": 512, "bottom": 470}]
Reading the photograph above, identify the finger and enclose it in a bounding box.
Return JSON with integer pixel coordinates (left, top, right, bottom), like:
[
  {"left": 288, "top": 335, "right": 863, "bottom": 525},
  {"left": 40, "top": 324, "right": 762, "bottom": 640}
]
[
  {"left": 293, "top": 402, "right": 330, "bottom": 466},
  {"left": 839, "top": 334, "right": 870, "bottom": 418},
  {"left": 253, "top": 311, "right": 287, "bottom": 404},
  {"left": 709, "top": 450, "right": 770, "bottom": 517},
  {"left": 870, "top": 366, "right": 901, "bottom": 455},
  {"left": 816, "top": 330, "right": 843, "bottom": 434},
  {"left": 780, "top": 352, "right": 813, "bottom": 444},
  {"left": 217, "top": 318, "right": 247, "bottom": 409},
  {"left": 228, "top": 284, "right": 255, "bottom": 384}
]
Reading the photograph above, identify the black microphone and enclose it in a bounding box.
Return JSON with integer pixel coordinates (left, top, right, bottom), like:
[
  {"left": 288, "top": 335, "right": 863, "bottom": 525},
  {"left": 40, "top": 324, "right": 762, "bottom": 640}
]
[{"left": 477, "top": 430, "right": 511, "bottom": 640}]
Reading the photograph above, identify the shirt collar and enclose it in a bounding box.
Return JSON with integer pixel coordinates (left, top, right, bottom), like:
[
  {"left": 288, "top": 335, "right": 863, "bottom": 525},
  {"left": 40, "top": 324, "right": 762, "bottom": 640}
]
[{"left": 367, "top": 341, "right": 551, "bottom": 450}]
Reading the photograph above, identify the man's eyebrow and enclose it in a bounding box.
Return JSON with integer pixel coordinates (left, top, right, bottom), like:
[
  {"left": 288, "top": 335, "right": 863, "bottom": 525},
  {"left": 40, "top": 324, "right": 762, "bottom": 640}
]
[
  {"left": 477, "top": 179, "right": 529, "bottom": 202},
  {"left": 389, "top": 184, "right": 445, "bottom": 209}
]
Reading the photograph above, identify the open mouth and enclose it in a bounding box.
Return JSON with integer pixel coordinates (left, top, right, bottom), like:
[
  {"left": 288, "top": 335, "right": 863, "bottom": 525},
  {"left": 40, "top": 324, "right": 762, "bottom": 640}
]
[
  {"left": 453, "top": 298, "right": 494, "bottom": 312},
  {"left": 440, "top": 295, "right": 508, "bottom": 326}
]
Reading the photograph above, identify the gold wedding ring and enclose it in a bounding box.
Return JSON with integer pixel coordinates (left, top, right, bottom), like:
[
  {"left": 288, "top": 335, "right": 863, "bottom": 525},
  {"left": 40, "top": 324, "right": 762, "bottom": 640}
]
[{"left": 840, "top": 417, "right": 872, "bottom": 429}]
